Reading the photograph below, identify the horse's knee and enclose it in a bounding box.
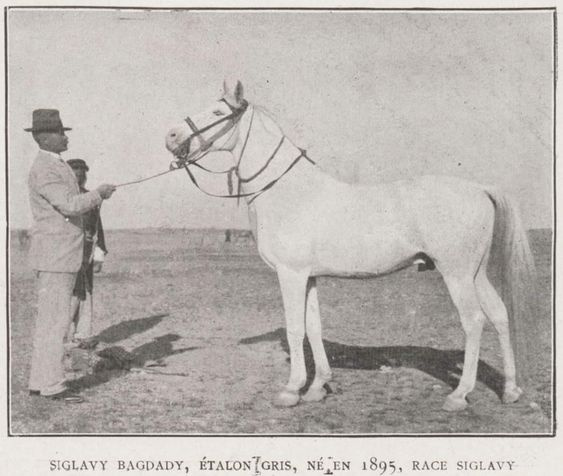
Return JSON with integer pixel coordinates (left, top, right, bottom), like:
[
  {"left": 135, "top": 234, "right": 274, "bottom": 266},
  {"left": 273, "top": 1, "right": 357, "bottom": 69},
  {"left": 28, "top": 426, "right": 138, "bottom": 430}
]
[{"left": 459, "top": 311, "right": 486, "bottom": 335}]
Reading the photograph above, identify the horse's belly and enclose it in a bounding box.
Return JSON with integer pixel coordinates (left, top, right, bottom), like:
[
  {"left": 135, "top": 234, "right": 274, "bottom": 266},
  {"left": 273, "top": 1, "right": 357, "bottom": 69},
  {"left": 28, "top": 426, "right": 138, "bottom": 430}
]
[
  {"left": 310, "top": 230, "right": 416, "bottom": 276},
  {"left": 255, "top": 183, "right": 422, "bottom": 274}
]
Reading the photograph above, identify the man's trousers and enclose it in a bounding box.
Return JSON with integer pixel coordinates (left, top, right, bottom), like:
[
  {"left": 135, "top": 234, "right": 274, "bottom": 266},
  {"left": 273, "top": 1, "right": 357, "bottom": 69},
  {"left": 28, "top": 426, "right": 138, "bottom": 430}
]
[
  {"left": 29, "top": 271, "right": 76, "bottom": 396},
  {"left": 68, "top": 292, "right": 93, "bottom": 340}
]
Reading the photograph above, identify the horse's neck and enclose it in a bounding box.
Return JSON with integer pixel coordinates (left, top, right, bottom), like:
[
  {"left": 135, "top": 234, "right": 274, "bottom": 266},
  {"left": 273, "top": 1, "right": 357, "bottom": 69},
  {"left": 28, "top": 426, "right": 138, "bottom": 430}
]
[
  {"left": 232, "top": 107, "right": 291, "bottom": 180},
  {"left": 232, "top": 107, "right": 324, "bottom": 193},
  {"left": 231, "top": 107, "right": 326, "bottom": 211}
]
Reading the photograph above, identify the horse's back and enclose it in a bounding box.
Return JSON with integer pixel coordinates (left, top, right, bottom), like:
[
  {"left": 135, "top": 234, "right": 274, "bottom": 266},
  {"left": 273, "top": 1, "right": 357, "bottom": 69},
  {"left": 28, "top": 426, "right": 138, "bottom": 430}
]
[{"left": 314, "top": 174, "right": 491, "bottom": 232}]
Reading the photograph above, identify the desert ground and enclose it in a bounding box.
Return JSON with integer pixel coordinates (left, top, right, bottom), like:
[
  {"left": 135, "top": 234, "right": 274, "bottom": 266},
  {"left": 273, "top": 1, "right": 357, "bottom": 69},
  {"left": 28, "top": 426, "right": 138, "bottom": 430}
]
[{"left": 8, "top": 228, "right": 552, "bottom": 434}]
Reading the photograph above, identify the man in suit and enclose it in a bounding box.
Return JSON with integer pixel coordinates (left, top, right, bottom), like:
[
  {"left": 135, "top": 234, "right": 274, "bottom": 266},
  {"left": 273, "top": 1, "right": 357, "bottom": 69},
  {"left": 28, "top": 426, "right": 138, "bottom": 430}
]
[
  {"left": 66, "top": 158, "right": 107, "bottom": 347},
  {"left": 26, "top": 109, "right": 115, "bottom": 403}
]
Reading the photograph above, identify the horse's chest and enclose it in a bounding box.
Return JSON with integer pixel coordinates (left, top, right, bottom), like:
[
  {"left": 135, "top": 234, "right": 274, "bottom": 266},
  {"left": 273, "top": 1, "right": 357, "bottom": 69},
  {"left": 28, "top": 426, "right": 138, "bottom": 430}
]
[{"left": 255, "top": 226, "right": 312, "bottom": 269}]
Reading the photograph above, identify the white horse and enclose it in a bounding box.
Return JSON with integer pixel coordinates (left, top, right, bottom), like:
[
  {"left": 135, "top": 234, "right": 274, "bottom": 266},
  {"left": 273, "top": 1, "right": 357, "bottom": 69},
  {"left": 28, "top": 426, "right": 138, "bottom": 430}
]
[{"left": 165, "top": 80, "right": 537, "bottom": 411}]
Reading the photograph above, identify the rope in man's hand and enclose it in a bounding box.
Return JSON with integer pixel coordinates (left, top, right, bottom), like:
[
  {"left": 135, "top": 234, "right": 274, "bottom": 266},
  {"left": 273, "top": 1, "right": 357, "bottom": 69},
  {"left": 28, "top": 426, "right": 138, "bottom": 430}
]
[
  {"left": 112, "top": 155, "right": 198, "bottom": 189},
  {"left": 114, "top": 168, "right": 179, "bottom": 188}
]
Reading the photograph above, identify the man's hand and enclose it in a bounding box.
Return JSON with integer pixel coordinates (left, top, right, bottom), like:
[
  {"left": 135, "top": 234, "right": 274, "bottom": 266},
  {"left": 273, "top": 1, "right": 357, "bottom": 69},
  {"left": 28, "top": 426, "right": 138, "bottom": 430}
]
[
  {"left": 93, "top": 247, "right": 105, "bottom": 273},
  {"left": 96, "top": 184, "right": 116, "bottom": 199}
]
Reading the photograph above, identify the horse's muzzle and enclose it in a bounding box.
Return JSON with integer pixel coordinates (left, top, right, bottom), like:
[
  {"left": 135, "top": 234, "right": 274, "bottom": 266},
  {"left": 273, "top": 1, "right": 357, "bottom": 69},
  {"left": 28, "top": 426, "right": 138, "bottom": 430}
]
[{"left": 172, "top": 138, "right": 191, "bottom": 160}]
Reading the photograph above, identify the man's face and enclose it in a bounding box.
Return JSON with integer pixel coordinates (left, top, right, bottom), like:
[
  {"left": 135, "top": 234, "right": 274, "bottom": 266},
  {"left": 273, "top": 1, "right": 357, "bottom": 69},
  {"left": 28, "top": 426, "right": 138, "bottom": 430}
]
[
  {"left": 72, "top": 168, "right": 87, "bottom": 187},
  {"left": 34, "top": 130, "right": 69, "bottom": 154}
]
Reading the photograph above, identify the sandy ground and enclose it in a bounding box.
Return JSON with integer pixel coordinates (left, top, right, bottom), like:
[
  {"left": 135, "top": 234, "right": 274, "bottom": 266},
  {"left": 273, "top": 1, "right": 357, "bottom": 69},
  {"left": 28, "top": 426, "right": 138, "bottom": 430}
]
[{"left": 8, "top": 228, "right": 552, "bottom": 434}]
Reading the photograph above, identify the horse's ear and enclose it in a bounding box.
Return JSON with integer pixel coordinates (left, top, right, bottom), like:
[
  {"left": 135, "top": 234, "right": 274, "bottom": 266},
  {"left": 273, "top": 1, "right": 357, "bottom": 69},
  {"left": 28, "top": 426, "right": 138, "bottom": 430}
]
[
  {"left": 222, "top": 79, "right": 245, "bottom": 106},
  {"left": 222, "top": 79, "right": 231, "bottom": 95},
  {"left": 233, "top": 81, "right": 244, "bottom": 104}
]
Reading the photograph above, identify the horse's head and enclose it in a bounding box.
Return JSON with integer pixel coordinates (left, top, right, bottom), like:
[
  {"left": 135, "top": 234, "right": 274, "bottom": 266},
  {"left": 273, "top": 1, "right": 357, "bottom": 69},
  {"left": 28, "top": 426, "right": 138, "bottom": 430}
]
[{"left": 165, "top": 80, "right": 248, "bottom": 161}]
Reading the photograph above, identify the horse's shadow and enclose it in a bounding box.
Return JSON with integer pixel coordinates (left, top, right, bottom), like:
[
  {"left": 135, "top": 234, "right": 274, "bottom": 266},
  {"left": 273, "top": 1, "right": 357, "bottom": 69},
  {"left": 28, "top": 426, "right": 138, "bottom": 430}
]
[{"left": 239, "top": 327, "right": 504, "bottom": 399}]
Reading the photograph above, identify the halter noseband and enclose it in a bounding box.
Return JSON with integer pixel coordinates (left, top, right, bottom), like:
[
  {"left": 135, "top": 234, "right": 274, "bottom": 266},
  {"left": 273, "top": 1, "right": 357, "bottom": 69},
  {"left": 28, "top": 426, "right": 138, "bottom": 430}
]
[{"left": 178, "top": 98, "right": 248, "bottom": 162}]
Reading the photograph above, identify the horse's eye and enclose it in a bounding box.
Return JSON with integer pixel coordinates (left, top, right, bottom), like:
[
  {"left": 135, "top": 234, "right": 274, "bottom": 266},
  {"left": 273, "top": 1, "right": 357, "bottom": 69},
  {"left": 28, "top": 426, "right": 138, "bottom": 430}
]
[{"left": 213, "top": 110, "right": 224, "bottom": 116}]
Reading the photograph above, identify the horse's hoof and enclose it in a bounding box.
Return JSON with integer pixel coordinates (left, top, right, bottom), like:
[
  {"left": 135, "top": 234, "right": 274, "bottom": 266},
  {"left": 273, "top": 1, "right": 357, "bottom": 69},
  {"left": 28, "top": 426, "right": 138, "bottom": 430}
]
[
  {"left": 274, "top": 390, "right": 300, "bottom": 408},
  {"left": 502, "top": 386, "right": 523, "bottom": 404},
  {"left": 302, "top": 386, "right": 327, "bottom": 403},
  {"left": 442, "top": 395, "right": 468, "bottom": 412}
]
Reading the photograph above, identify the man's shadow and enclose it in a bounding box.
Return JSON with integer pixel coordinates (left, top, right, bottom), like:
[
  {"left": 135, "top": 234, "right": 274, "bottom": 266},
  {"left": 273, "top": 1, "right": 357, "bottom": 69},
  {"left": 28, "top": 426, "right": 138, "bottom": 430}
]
[
  {"left": 94, "top": 313, "right": 169, "bottom": 344},
  {"left": 68, "top": 314, "right": 198, "bottom": 392},
  {"left": 239, "top": 327, "right": 505, "bottom": 399}
]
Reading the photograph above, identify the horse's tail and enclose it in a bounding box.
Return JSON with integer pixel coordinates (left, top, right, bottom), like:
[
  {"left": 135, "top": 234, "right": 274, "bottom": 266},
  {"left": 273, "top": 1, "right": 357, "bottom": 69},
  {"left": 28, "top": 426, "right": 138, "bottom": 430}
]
[{"left": 485, "top": 188, "right": 538, "bottom": 384}]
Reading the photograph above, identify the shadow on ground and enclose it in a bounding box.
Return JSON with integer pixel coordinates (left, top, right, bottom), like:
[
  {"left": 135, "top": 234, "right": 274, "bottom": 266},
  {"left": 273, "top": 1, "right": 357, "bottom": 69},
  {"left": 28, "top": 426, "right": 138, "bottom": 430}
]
[
  {"left": 95, "top": 313, "right": 169, "bottom": 344},
  {"left": 240, "top": 327, "right": 504, "bottom": 399},
  {"left": 68, "top": 315, "right": 198, "bottom": 392}
]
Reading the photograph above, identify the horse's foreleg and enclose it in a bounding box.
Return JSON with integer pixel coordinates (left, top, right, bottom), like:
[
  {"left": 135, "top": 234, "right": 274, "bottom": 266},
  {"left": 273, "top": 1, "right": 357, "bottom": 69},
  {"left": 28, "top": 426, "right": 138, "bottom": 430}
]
[
  {"left": 274, "top": 266, "right": 309, "bottom": 407},
  {"left": 302, "top": 278, "right": 332, "bottom": 402},
  {"left": 442, "top": 276, "right": 486, "bottom": 412}
]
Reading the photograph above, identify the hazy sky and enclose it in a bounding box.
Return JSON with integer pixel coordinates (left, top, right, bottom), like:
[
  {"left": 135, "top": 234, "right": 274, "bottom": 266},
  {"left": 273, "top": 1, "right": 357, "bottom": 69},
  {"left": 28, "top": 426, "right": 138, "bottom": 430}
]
[{"left": 7, "top": 9, "right": 554, "bottom": 229}]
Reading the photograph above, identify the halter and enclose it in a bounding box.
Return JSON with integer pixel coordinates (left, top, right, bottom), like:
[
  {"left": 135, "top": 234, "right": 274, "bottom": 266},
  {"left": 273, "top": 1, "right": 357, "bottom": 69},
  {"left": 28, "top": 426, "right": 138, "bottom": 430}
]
[
  {"left": 170, "top": 99, "right": 315, "bottom": 204},
  {"left": 176, "top": 98, "right": 248, "bottom": 162}
]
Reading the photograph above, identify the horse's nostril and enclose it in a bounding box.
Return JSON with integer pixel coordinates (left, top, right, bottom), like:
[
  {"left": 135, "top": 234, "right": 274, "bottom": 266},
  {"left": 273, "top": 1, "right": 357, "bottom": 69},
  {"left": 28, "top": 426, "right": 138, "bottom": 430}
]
[{"left": 170, "top": 133, "right": 176, "bottom": 138}]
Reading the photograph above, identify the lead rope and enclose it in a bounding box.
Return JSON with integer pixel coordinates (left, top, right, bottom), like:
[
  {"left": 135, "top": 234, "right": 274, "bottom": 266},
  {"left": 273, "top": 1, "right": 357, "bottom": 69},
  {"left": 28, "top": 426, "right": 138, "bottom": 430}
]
[
  {"left": 112, "top": 104, "right": 316, "bottom": 202},
  {"left": 113, "top": 140, "right": 218, "bottom": 188},
  {"left": 111, "top": 141, "right": 315, "bottom": 201},
  {"left": 114, "top": 168, "right": 178, "bottom": 188},
  {"left": 113, "top": 104, "right": 243, "bottom": 188}
]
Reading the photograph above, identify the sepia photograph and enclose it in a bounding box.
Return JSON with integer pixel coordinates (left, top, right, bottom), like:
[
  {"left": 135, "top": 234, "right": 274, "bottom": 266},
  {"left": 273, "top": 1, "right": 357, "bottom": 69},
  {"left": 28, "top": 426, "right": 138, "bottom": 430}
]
[{"left": 4, "top": 4, "right": 555, "bottom": 440}]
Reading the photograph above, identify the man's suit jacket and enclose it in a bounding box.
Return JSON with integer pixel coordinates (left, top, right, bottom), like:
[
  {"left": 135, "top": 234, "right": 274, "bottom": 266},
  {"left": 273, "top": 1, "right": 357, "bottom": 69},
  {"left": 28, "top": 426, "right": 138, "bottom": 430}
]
[{"left": 27, "top": 150, "right": 103, "bottom": 272}]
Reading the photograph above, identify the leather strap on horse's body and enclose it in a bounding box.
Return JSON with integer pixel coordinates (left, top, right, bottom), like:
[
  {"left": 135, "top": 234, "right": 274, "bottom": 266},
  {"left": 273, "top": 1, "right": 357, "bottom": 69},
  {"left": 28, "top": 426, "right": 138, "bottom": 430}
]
[
  {"left": 177, "top": 100, "right": 317, "bottom": 204},
  {"left": 183, "top": 147, "right": 315, "bottom": 204}
]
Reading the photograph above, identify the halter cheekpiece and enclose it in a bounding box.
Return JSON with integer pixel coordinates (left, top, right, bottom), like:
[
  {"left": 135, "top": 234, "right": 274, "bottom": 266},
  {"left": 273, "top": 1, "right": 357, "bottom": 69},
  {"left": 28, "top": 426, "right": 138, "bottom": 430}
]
[{"left": 170, "top": 99, "right": 315, "bottom": 204}]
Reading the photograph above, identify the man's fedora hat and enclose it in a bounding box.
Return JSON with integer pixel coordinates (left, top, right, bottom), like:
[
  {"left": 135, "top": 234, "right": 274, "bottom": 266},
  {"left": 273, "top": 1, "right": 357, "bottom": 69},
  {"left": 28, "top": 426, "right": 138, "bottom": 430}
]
[
  {"left": 67, "top": 158, "right": 89, "bottom": 171},
  {"left": 24, "top": 109, "right": 72, "bottom": 133}
]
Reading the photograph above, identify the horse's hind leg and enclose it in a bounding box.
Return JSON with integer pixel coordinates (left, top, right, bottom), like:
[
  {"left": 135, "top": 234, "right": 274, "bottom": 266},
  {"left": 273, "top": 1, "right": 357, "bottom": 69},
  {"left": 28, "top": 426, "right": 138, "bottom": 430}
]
[
  {"left": 475, "top": 268, "right": 522, "bottom": 403},
  {"left": 274, "top": 266, "right": 309, "bottom": 407},
  {"left": 302, "top": 278, "right": 332, "bottom": 402},
  {"left": 441, "top": 275, "right": 487, "bottom": 411}
]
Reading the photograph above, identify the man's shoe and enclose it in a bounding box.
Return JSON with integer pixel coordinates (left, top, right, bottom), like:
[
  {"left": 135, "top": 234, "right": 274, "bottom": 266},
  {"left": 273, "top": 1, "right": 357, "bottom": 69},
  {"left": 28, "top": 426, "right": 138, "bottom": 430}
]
[
  {"left": 50, "top": 390, "right": 84, "bottom": 403},
  {"left": 29, "top": 389, "right": 84, "bottom": 403}
]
